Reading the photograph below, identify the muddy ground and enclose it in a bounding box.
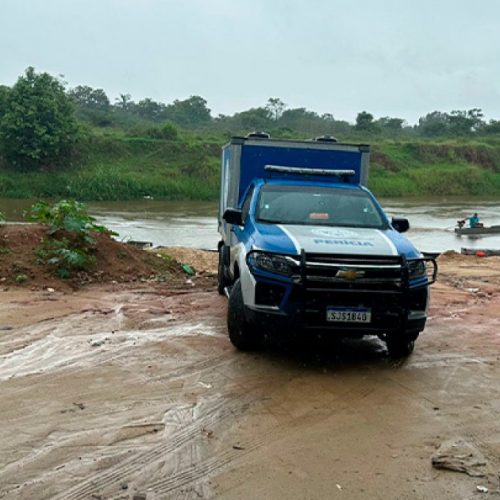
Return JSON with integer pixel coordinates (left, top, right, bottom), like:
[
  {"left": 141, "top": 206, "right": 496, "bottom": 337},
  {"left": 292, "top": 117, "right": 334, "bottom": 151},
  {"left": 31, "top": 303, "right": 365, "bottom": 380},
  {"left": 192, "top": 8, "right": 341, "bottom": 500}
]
[{"left": 1, "top": 251, "right": 500, "bottom": 499}]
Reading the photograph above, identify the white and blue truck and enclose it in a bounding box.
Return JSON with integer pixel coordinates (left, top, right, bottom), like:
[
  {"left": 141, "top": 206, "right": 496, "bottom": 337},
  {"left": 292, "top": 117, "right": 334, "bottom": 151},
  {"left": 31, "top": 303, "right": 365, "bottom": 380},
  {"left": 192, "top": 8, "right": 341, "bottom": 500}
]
[{"left": 218, "top": 133, "right": 437, "bottom": 357}]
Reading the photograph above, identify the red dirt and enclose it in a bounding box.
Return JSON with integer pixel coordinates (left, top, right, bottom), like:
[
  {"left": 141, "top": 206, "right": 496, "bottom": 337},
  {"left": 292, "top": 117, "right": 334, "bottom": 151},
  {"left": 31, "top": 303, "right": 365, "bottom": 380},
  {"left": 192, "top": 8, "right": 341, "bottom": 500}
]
[{"left": 0, "top": 224, "right": 215, "bottom": 291}]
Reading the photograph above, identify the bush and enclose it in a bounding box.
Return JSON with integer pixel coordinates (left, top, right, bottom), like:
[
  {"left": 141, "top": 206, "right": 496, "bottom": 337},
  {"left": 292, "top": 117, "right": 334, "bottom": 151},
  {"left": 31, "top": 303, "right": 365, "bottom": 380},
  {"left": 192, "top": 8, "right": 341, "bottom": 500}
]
[
  {"left": 28, "top": 199, "right": 109, "bottom": 277},
  {"left": 143, "top": 121, "right": 179, "bottom": 140},
  {"left": 160, "top": 122, "right": 178, "bottom": 140}
]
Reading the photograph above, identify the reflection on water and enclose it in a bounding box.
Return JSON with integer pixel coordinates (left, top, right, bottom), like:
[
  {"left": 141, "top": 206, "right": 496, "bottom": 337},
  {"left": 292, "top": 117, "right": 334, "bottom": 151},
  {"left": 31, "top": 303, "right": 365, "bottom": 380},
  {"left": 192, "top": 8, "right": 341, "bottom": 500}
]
[
  {"left": 382, "top": 197, "right": 500, "bottom": 252},
  {"left": 1, "top": 197, "right": 499, "bottom": 252},
  {"left": 90, "top": 200, "right": 219, "bottom": 249}
]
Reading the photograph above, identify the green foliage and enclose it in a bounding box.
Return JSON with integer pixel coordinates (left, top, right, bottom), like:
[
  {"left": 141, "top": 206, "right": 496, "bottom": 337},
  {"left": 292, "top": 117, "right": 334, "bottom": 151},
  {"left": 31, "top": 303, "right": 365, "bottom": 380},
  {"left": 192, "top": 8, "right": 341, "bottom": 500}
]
[
  {"left": 115, "top": 93, "right": 133, "bottom": 111},
  {"left": 0, "top": 67, "right": 78, "bottom": 168},
  {"left": 483, "top": 120, "right": 500, "bottom": 135},
  {"left": 416, "top": 109, "right": 485, "bottom": 137},
  {"left": 165, "top": 96, "right": 211, "bottom": 127},
  {"left": 29, "top": 199, "right": 108, "bottom": 277},
  {"left": 135, "top": 98, "right": 167, "bottom": 122},
  {"left": 36, "top": 237, "right": 95, "bottom": 276},
  {"left": 417, "top": 111, "right": 449, "bottom": 137},
  {"left": 355, "top": 111, "right": 379, "bottom": 133},
  {"left": 266, "top": 98, "right": 286, "bottom": 121},
  {"left": 69, "top": 85, "right": 112, "bottom": 127},
  {"left": 0, "top": 85, "right": 9, "bottom": 117},
  {"left": 2, "top": 66, "right": 500, "bottom": 201},
  {"left": 28, "top": 199, "right": 106, "bottom": 235},
  {"left": 376, "top": 117, "right": 405, "bottom": 134},
  {"left": 0, "top": 211, "right": 4, "bottom": 223},
  {"left": 15, "top": 273, "right": 28, "bottom": 283},
  {"left": 144, "top": 122, "right": 179, "bottom": 140},
  {"left": 160, "top": 122, "right": 179, "bottom": 140},
  {"left": 218, "top": 107, "right": 272, "bottom": 132},
  {"left": 68, "top": 85, "right": 110, "bottom": 111},
  {"left": 448, "top": 108, "right": 484, "bottom": 135}
]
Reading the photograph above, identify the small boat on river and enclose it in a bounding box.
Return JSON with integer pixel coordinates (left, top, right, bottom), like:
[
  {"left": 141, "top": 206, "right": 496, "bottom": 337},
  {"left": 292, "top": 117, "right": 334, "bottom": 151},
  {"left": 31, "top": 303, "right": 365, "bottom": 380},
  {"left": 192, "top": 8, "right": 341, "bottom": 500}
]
[{"left": 454, "top": 225, "right": 500, "bottom": 236}]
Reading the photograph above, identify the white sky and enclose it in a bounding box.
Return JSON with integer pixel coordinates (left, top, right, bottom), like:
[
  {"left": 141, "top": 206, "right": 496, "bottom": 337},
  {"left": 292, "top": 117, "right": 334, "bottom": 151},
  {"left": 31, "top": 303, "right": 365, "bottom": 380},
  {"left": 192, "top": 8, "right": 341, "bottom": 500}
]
[{"left": 1, "top": 0, "right": 499, "bottom": 124}]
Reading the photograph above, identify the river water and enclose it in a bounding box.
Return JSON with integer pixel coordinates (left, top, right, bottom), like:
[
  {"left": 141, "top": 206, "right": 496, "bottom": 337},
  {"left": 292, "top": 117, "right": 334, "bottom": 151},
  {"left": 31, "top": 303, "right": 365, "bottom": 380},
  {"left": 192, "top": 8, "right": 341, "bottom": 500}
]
[{"left": 1, "top": 197, "right": 500, "bottom": 253}]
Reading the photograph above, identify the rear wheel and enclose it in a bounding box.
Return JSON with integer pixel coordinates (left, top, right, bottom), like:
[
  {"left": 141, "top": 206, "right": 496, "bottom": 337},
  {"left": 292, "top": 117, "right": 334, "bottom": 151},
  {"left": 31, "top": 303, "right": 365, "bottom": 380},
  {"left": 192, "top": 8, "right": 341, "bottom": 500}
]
[
  {"left": 227, "top": 279, "right": 264, "bottom": 351},
  {"left": 217, "top": 245, "right": 231, "bottom": 295},
  {"left": 386, "top": 331, "right": 419, "bottom": 358}
]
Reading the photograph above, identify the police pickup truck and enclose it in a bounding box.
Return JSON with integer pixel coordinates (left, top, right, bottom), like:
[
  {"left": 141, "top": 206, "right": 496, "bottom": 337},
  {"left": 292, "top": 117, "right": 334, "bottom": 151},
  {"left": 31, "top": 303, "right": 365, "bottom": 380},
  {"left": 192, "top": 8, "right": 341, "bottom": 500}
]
[{"left": 218, "top": 133, "right": 437, "bottom": 357}]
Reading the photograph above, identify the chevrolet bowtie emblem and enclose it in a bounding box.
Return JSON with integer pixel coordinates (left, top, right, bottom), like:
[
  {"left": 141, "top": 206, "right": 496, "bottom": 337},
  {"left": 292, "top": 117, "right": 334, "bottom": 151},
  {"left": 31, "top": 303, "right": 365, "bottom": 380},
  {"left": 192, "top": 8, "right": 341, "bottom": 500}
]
[{"left": 336, "top": 269, "right": 365, "bottom": 280}]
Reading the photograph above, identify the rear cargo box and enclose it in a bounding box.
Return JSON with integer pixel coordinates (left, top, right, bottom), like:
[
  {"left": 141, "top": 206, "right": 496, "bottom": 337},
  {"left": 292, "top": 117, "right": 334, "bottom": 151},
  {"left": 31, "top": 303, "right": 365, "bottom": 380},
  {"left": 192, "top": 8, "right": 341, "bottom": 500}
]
[{"left": 219, "top": 137, "right": 370, "bottom": 222}]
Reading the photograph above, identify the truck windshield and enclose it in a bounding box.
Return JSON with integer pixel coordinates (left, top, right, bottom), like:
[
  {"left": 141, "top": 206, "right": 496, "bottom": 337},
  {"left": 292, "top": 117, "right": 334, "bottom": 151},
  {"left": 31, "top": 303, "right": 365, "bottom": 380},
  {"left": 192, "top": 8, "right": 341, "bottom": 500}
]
[{"left": 256, "top": 185, "right": 387, "bottom": 229}]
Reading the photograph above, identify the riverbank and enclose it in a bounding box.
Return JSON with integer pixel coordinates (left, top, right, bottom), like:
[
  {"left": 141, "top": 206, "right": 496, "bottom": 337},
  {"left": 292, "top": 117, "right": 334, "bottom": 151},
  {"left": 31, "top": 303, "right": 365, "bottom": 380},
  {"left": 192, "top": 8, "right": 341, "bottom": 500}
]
[
  {"left": 1, "top": 248, "right": 499, "bottom": 498},
  {"left": 1, "top": 135, "right": 500, "bottom": 201}
]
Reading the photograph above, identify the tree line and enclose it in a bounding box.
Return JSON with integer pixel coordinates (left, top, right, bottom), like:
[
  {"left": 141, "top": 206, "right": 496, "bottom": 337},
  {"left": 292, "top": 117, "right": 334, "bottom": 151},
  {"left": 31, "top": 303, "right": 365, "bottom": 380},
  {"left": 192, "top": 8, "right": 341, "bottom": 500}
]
[{"left": 1, "top": 67, "right": 500, "bottom": 169}]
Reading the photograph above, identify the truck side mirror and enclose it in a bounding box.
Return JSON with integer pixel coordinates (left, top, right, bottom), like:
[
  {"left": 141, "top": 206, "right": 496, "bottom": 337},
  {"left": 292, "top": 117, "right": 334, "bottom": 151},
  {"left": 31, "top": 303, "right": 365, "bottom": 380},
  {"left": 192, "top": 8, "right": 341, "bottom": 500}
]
[
  {"left": 223, "top": 208, "right": 243, "bottom": 226},
  {"left": 392, "top": 217, "right": 410, "bottom": 233}
]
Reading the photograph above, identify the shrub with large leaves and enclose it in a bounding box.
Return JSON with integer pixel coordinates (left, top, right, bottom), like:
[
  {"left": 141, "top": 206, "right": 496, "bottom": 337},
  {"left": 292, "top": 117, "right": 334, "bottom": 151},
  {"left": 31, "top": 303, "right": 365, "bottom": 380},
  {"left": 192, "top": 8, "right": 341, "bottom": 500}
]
[{"left": 29, "top": 199, "right": 109, "bottom": 278}]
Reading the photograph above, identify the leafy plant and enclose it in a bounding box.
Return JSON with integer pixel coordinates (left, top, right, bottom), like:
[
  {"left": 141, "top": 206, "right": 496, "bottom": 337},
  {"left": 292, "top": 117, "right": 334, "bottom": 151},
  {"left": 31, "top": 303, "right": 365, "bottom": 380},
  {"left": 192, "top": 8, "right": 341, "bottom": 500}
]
[
  {"left": 28, "top": 199, "right": 110, "bottom": 277},
  {"left": 15, "top": 273, "right": 28, "bottom": 283},
  {"left": 0, "top": 211, "right": 5, "bottom": 223}
]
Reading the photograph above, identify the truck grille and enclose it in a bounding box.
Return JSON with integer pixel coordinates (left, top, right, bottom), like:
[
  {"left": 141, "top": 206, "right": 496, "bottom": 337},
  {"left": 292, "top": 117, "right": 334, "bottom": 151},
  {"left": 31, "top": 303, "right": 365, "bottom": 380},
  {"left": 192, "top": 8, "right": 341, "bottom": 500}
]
[{"left": 303, "top": 253, "right": 404, "bottom": 291}]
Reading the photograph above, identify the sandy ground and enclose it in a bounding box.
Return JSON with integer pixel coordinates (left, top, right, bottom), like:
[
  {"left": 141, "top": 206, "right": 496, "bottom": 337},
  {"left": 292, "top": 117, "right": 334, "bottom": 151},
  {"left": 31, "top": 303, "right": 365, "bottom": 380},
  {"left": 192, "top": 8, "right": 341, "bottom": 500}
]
[{"left": 1, "top": 253, "right": 500, "bottom": 499}]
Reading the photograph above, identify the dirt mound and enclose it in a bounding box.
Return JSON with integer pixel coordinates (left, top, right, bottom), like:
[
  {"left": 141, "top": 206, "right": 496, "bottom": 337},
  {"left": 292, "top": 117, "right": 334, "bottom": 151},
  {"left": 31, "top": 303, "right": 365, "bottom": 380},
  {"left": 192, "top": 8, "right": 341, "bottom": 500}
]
[{"left": 0, "top": 224, "right": 214, "bottom": 290}]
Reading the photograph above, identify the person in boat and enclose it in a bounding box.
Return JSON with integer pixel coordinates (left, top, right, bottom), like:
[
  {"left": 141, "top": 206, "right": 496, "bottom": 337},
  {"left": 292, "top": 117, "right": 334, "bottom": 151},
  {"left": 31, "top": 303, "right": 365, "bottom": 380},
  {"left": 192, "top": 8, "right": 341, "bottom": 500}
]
[{"left": 469, "top": 213, "right": 483, "bottom": 228}]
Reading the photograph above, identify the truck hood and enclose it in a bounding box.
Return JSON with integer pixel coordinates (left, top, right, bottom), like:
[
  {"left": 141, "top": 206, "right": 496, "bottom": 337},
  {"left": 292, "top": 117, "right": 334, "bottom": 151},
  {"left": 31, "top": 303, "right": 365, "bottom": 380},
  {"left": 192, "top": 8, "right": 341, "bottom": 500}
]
[{"left": 252, "top": 223, "right": 420, "bottom": 258}]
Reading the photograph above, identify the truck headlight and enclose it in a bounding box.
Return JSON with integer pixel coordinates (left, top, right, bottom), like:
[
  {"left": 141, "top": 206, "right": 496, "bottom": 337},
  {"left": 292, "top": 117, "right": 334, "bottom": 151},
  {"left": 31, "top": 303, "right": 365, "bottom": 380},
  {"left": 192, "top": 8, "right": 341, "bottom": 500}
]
[
  {"left": 408, "top": 260, "right": 426, "bottom": 279},
  {"left": 247, "top": 251, "right": 298, "bottom": 276}
]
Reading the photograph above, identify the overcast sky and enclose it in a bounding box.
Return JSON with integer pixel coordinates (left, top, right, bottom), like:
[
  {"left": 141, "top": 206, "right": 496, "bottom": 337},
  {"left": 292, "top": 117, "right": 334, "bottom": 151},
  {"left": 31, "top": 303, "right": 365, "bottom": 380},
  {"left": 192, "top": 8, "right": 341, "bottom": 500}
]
[{"left": 1, "top": 0, "right": 499, "bottom": 124}]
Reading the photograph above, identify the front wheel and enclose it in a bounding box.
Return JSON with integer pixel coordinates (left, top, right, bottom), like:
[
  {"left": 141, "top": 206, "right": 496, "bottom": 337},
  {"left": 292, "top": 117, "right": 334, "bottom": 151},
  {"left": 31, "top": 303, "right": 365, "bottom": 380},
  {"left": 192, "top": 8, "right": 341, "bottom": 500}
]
[
  {"left": 386, "top": 331, "right": 419, "bottom": 358},
  {"left": 227, "top": 279, "right": 264, "bottom": 351}
]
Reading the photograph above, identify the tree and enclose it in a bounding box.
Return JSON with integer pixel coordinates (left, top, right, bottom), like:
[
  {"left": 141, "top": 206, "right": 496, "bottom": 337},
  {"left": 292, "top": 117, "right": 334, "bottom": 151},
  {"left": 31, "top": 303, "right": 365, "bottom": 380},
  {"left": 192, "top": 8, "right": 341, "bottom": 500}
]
[
  {"left": 448, "top": 108, "right": 484, "bottom": 135},
  {"left": 266, "top": 97, "right": 286, "bottom": 121},
  {"left": 417, "top": 111, "right": 450, "bottom": 137},
  {"left": 0, "top": 67, "right": 78, "bottom": 168},
  {"left": 68, "top": 85, "right": 110, "bottom": 111},
  {"left": 355, "top": 111, "right": 379, "bottom": 133},
  {"left": 0, "top": 85, "right": 9, "bottom": 118},
  {"left": 376, "top": 116, "right": 405, "bottom": 133},
  {"left": 68, "top": 85, "right": 112, "bottom": 127},
  {"left": 231, "top": 107, "right": 272, "bottom": 131},
  {"left": 482, "top": 120, "right": 500, "bottom": 135},
  {"left": 280, "top": 107, "right": 323, "bottom": 135},
  {"left": 115, "top": 93, "right": 134, "bottom": 111},
  {"left": 134, "top": 98, "right": 167, "bottom": 121},
  {"left": 165, "top": 96, "right": 211, "bottom": 127}
]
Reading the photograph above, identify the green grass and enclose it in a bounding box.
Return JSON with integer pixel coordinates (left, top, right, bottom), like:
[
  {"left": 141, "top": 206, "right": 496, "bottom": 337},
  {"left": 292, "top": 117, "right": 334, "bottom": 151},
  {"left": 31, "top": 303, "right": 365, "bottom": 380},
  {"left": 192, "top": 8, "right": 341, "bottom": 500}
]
[
  {"left": 2, "top": 133, "right": 500, "bottom": 200},
  {"left": 0, "top": 135, "right": 221, "bottom": 201},
  {"left": 369, "top": 163, "right": 500, "bottom": 197}
]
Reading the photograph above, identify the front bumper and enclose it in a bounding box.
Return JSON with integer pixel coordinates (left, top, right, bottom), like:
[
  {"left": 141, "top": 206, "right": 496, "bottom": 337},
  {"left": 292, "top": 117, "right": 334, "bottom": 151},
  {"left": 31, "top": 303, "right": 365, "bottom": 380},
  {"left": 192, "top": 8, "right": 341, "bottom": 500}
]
[
  {"left": 245, "top": 291, "right": 428, "bottom": 336},
  {"left": 244, "top": 252, "right": 436, "bottom": 336}
]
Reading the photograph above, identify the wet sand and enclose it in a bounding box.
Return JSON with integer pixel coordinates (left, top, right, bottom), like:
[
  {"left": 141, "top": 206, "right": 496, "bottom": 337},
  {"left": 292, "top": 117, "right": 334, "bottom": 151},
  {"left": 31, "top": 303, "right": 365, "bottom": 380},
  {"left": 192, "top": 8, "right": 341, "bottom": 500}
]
[{"left": 1, "top": 254, "right": 499, "bottom": 499}]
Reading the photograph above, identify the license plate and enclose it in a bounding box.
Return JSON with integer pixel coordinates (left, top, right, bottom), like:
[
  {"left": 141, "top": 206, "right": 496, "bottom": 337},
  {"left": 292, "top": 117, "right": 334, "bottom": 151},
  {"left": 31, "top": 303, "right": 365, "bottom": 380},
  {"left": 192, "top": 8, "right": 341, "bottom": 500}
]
[{"left": 326, "top": 307, "right": 371, "bottom": 323}]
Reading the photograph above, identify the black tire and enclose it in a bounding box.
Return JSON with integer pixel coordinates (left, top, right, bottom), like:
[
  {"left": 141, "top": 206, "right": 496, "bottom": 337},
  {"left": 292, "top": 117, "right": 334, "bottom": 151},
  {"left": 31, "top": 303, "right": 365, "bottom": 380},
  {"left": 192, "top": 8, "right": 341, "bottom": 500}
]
[
  {"left": 386, "top": 331, "right": 419, "bottom": 358},
  {"left": 217, "top": 245, "right": 231, "bottom": 295},
  {"left": 227, "top": 279, "right": 264, "bottom": 351}
]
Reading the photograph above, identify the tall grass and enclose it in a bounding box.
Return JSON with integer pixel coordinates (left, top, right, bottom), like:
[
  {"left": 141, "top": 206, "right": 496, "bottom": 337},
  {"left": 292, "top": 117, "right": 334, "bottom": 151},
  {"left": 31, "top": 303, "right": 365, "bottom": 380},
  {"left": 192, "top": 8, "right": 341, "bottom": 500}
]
[{"left": 1, "top": 135, "right": 500, "bottom": 200}]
